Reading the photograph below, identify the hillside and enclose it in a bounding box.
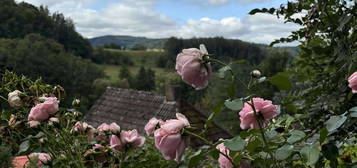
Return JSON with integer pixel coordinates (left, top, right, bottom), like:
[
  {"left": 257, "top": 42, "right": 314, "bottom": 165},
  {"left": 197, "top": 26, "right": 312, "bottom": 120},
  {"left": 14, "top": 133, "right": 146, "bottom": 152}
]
[
  {"left": 89, "top": 35, "right": 167, "bottom": 49},
  {"left": 90, "top": 35, "right": 299, "bottom": 56}
]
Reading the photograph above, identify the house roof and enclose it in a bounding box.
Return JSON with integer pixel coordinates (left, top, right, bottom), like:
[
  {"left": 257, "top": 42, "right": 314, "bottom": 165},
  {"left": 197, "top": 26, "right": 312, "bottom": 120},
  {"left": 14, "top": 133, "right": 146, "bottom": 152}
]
[{"left": 84, "top": 87, "right": 232, "bottom": 144}]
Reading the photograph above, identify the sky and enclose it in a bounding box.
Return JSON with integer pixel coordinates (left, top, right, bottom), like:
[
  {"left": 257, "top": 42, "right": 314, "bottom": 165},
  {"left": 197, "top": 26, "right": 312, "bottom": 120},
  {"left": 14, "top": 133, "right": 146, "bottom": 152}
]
[{"left": 17, "top": 0, "right": 300, "bottom": 45}]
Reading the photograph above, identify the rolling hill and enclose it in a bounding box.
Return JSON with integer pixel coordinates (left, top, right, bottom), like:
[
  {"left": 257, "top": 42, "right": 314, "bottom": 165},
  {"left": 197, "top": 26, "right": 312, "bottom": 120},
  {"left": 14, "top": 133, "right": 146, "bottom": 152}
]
[{"left": 89, "top": 35, "right": 167, "bottom": 49}]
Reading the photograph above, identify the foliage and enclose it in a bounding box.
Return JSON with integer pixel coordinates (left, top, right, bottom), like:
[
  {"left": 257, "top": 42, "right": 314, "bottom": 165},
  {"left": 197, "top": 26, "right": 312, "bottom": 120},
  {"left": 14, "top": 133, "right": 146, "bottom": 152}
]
[
  {"left": 0, "top": 72, "right": 175, "bottom": 167},
  {"left": 91, "top": 47, "right": 134, "bottom": 65},
  {"left": 102, "top": 43, "right": 123, "bottom": 50},
  {"left": 132, "top": 67, "right": 156, "bottom": 91},
  {"left": 89, "top": 35, "right": 167, "bottom": 49},
  {"left": 0, "top": 0, "right": 92, "bottom": 58},
  {"left": 0, "top": 34, "right": 104, "bottom": 108},
  {"left": 252, "top": 0, "right": 357, "bottom": 141}
]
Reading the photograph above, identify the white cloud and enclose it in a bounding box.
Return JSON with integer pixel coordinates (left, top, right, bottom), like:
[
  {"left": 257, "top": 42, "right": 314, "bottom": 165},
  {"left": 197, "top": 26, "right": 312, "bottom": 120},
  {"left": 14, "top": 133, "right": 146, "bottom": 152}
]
[
  {"left": 176, "top": 14, "right": 299, "bottom": 45},
  {"left": 16, "top": 0, "right": 299, "bottom": 45},
  {"left": 178, "top": 17, "right": 243, "bottom": 38},
  {"left": 206, "top": 0, "right": 229, "bottom": 5}
]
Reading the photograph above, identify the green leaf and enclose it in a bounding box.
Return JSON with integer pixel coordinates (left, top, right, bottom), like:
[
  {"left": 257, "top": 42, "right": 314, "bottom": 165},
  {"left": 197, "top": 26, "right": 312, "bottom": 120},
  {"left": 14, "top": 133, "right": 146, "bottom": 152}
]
[
  {"left": 218, "top": 66, "right": 231, "bottom": 78},
  {"left": 319, "top": 127, "right": 328, "bottom": 144},
  {"left": 247, "top": 138, "right": 262, "bottom": 153},
  {"left": 188, "top": 150, "right": 203, "bottom": 168},
  {"left": 268, "top": 72, "right": 292, "bottom": 90},
  {"left": 325, "top": 115, "right": 347, "bottom": 132},
  {"left": 227, "top": 82, "right": 236, "bottom": 99},
  {"left": 210, "top": 149, "right": 219, "bottom": 160},
  {"left": 300, "top": 145, "right": 320, "bottom": 166},
  {"left": 224, "top": 136, "right": 245, "bottom": 151},
  {"left": 321, "top": 143, "right": 338, "bottom": 168},
  {"left": 287, "top": 130, "right": 306, "bottom": 144},
  {"left": 224, "top": 99, "right": 243, "bottom": 111},
  {"left": 275, "top": 145, "right": 294, "bottom": 160},
  {"left": 18, "top": 140, "right": 30, "bottom": 154}
]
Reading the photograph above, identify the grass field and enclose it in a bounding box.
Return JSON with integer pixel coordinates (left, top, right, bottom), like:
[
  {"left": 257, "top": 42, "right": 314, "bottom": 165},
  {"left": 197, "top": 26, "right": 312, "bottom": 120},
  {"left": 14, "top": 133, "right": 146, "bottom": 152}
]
[
  {"left": 105, "top": 49, "right": 165, "bottom": 67},
  {"left": 96, "top": 49, "right": 176, "bottom": 83}
]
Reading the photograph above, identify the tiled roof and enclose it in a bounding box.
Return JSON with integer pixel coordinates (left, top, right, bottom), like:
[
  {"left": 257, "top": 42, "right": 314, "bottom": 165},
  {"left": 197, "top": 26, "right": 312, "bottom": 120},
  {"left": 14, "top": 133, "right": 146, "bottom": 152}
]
[{"left": 84, "top": 87, "right": 231, "bottom": 144}]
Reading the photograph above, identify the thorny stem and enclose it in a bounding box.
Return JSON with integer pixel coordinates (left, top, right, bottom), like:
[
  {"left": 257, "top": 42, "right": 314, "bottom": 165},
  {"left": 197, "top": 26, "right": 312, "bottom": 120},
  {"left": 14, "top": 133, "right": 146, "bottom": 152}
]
[{"left": 184, "top": 129, "right": 238, "bottom": 168}]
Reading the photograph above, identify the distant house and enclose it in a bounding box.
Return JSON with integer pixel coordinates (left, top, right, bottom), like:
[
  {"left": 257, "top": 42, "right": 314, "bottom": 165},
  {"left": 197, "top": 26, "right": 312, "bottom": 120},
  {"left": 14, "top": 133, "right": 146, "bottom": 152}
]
[{"left": 84, "top": 87, "right": 232, "bottom": 145}]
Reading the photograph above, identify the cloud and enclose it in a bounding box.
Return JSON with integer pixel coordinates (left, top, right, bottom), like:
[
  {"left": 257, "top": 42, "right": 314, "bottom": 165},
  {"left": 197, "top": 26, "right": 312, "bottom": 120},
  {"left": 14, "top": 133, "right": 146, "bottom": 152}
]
[
  {"left": 206, "top": 0, "right": 229, "bottom": 5},
  {"left": 178, "top": 17, "right": 243, "bottom": 38},
  {"left": 18, "top": 0, "right": 177, "bottom": 38},
  {"left": 16, "top": 0, "right": 299, "bottom": 45},
  {"left": 176, "top": 13, "right": 299, "bottom": 45}
]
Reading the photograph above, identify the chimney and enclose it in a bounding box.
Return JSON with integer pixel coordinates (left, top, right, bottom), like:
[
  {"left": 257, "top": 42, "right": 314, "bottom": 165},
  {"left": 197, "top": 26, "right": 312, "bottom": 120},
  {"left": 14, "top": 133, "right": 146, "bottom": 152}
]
[{"left": 165, "top": 79, "right": 175, "bottom": 102}]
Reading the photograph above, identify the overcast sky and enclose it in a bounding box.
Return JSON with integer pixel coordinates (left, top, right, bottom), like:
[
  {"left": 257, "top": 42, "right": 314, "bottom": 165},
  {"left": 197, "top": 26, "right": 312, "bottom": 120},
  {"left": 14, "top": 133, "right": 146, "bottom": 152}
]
[{"left": 17, "top": 0, "right": 299, "bottom": 45}]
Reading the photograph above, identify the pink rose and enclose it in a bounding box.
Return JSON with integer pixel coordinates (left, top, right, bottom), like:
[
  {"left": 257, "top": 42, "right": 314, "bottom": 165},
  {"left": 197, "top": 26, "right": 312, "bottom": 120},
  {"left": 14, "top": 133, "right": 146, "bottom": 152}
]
[
  {"left": 38, "top": 153, "right": 51, "bottom": 164},
  {"left": 176, "top": 44, "right": 212, "bottom": 90},
  {"left": 28, "top": 97, "right": 59, "bottom": 122},
  {"left": 216, "top": 143, "right": 233, "bottom": 168},
  {"left": 97, "top": 123, "right": 110, "bottom": 132},
  {"left": 144, "top": 117, "right": 163, "bottom": 135},
  {"left": 29, "top": 153, "right": 51, "bottom": 164},
  {"left": 28, "top": 104, "right": 49, "bottom": 121},
  {"left": 120, "top": 129, "right": 145, "bottom": 147},
  {"left": 239, "top": 98, "right": 279, "bottom": 129},
  {"left": 42, "top": 97, "right": 59, "bottom": 115},
  {"left": 110, "top": 135, "right": 124, "bottom": 151},
  {"left": 348, "top": 72, "right": 357, "bottom": 93},
  {"left": 153, "top": 113, "right": 190, "bottom": 162},
  {"left": 109, "top": 122, "right": 121, "bottom": 134},
  {"left": 73, "top": 121, "right": 83, "bottom": 132}
]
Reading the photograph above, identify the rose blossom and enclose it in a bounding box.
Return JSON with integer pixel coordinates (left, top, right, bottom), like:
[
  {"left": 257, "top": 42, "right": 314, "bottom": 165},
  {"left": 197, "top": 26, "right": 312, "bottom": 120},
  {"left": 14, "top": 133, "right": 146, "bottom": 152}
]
[
  {"left": 8, "top": 90, "right": 23, "bottom": 109},
  {"left": 42, "top": 97, "right": 59, "bottom": 115},
  {"left": 29, "top": 153, "right": 51, "bottom": 164},
  {"left": 216, "top": 143, "right": 233, "bottom": 168},
  {"left": 239, "top": 97, "right": 279, "bottom": 129},
  {"left": 28, "top": 104, "right": 49, "bottom": 121},
  {"left": 144, "top": 117, "right": 162, "bottom": 135},
  {"left": 110, "top": 135, "right": 124, "bottom": 151},
  {"left": 175, "top": 44, "right": 212, "bottom": 90},
  {"left": 109, "top": 122, "right": 121, "bottom": 134},
  {"left": 154, "top": 113, "right": 190, "bottom": 162},
  {"left": 28, "top": 97, "right": 59, "bottom": 122},
  {"left": 348, "top": 72, "right": 357, "bottom": 93},
  {"left": 120, "top": 129, "right": 145, "bottom": 147},
  {"left": 97, "top": 123, "right": 110, "bottom": 132}
]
